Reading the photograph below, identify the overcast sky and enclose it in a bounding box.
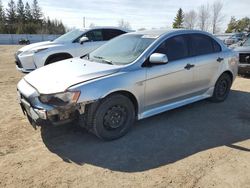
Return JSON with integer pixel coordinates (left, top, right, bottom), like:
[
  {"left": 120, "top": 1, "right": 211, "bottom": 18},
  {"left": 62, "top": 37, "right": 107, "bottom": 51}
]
[{"left": 2, "top": 0, "right": 250, "bottom": 31}]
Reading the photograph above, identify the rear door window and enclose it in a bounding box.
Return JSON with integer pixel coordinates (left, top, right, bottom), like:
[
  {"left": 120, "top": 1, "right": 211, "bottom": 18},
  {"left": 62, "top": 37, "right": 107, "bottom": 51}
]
[
  {"left": 154, "top": 35, "right": 189, "bottom": 62},
  {"left": 102, "top": 29, "right": 126, "bottom": 40},
  {"left": 190, "top": 34, "right": 215, "bottom": 56}
]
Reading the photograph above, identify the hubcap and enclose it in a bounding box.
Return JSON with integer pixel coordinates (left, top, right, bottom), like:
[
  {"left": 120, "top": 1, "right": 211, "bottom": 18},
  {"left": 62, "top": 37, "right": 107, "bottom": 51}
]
[{"left": 103, "top": 105, "right": 127, "bottom": 130}]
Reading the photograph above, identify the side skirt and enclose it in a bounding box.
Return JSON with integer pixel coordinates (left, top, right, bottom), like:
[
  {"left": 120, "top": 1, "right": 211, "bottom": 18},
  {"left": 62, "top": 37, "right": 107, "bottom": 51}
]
[{"left": 138, "top": 87, "right": 214, "bottom": 120}]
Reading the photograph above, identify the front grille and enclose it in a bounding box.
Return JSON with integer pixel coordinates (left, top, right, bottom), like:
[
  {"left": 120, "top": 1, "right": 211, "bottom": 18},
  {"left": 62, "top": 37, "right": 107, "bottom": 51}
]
[
  {"left": 15, "top": 54, "right": 23, "bottom": 68},
  {"left": 239, "top": 53, "right": 250, "bottom": 64}
]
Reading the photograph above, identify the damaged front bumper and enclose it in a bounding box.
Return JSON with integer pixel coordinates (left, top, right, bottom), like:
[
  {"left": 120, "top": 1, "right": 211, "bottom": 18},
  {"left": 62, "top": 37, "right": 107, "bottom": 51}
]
[
  {"left": 18, "top": 92, "right": 86, "bottom": 127},
  {"left": 17, "top": 79, "right": 86, "bottom": 127}
]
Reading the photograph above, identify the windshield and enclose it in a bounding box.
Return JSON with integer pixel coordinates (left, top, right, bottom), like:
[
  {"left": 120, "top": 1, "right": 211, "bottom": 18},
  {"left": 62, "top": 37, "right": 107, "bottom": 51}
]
[
  {"left": 243, "top": 38, "right": 250, "bottom": 46},
  {"left": 89, "top": 34, "right": 156, "bottom": 65},
  {"left": 54, "top": 29, "right": 84, "bottom": 43}
]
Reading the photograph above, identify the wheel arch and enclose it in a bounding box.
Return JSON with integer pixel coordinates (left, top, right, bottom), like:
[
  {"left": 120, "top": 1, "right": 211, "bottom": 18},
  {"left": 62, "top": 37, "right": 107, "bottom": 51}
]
[
  {"left": 221, "top": 70, "right": 233, "bottom": 82},
  {"left": 45, "top": 52, "right": 73, "bottom": 65},
  {"left": 103, "top": 90, "right": 139, "bottom": 116}
]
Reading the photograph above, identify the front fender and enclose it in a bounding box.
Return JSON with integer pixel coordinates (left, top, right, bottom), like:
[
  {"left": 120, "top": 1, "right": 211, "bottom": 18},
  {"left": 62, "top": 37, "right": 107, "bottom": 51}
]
[
  {"left": 68, "top": 69, "right": 146, "bottom": 115},
  {"left": 34, "top": 46, "right": 75, "bottom": 68}
]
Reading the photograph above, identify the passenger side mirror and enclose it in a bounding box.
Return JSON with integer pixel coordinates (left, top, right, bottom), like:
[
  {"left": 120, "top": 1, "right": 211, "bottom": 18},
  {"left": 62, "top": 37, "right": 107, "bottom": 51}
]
[
  {"left": 149, "top": 53, "right": 168, "bottom": 65},
  {"left": 80, "top": 36, "right": 89, "bottom": 44}
]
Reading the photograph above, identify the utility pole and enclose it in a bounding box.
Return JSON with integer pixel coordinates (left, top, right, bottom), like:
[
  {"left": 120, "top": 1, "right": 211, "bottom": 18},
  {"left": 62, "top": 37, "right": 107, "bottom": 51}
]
[{"left": 83, "top": 17, "right": 85, "bottom": 28}]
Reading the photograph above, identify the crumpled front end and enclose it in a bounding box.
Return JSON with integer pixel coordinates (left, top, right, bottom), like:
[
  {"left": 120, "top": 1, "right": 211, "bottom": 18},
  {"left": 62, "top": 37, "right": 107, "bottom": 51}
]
[{"left": 17, "top": 79, "right": 86, "bottom": 127}]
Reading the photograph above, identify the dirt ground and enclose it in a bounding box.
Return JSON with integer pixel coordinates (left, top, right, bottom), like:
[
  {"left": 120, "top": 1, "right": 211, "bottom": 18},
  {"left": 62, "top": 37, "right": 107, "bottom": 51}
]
[{"left": 0, "top": 45, "right": 250, "bottom": 188}]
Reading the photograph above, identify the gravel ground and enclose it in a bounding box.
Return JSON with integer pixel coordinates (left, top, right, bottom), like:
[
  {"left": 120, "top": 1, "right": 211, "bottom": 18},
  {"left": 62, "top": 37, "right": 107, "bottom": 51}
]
[{"left": 0, "top": 45, "right": 250, "bottom": 188}]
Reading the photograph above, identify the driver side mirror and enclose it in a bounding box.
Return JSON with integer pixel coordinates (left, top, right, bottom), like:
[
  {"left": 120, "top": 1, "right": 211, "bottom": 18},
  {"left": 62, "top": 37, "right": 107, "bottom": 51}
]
[
  {"left": 149, "top": 53, "right": 168, "bottom": 65},
  {"left": 80, "top": 36, "right": 89, "bottom": 44}
]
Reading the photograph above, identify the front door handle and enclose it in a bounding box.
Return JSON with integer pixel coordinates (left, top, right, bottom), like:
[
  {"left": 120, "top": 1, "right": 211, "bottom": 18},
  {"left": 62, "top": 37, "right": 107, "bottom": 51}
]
[
  {"left": 217, "top": 57, "right": 224, "bottom": 62},
  {"left": 184, "top": 63, "right": 195, "bottom": 70}
]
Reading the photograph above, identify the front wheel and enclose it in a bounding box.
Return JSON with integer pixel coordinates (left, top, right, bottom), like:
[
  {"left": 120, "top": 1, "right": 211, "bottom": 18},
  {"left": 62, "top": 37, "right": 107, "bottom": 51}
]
[
  {"left": 210, "top": 73, "right": 232, "bottom": 102},
  {"left": 85, "top": 94, "right": 136, "bottom": 140}
]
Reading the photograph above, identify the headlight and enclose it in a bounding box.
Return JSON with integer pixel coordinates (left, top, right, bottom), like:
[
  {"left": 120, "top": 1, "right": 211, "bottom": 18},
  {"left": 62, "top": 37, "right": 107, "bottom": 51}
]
[
  {"left": 39, "top": 91, "right": 80, "bottom": 106},
  {"left": 21, "top": 48, "right": 48, "bottom": 56}
]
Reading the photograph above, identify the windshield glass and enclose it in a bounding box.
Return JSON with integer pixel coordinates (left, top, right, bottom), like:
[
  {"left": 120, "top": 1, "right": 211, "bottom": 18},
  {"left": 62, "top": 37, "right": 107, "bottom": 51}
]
[
  {"left": 243, "top": 38, "right": 250, "bottom": 46},
  {"left": 54, "top": 29, "right": 84, "bottom": 43},
  {"left": 89, "top": 34, "right": 156, "bottom": 65}
]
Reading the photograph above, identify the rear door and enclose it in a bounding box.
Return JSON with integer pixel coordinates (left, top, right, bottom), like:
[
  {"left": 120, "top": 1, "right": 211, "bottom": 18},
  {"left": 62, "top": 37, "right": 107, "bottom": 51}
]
[{"left": 189, "top": 34, "right": 223, "bottom": 92}]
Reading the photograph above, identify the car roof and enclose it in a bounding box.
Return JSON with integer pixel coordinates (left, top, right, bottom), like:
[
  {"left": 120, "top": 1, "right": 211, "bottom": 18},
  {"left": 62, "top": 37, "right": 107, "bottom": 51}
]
[
  {"left": 80, "top": 26, "right": 132, "bottom": 33},
  {"left": 128, "top": 29, "right": 228, "bottom": 51},
  {"left": 130, "top": 29, "right": 214, "bottom": 39}
]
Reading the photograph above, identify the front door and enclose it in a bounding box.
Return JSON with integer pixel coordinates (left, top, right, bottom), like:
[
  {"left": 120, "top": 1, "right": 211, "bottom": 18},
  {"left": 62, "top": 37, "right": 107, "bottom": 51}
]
[{"left": 144, "top": 34, "right": 196, "bottom": 111}]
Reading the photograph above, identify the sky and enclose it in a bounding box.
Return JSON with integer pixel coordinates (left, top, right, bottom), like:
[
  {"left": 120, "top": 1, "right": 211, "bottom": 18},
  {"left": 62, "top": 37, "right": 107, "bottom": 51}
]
[{"left": 2, "top": 0, "right": 250, "bottom": 32}]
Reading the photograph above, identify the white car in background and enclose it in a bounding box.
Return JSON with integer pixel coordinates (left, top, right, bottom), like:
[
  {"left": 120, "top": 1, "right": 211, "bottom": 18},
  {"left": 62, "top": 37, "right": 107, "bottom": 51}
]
[{"left": 15, "top": 27, "right": 128, "bottom": 73}]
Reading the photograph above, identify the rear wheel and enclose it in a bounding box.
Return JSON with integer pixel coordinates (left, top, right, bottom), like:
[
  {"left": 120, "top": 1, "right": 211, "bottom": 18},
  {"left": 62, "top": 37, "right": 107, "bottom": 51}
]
[
  {"left": 84, "top": 94, "right": 135, "bottom": 140},
  {"left": 210, "top": 73, "right": 232, "bottom": 102}
]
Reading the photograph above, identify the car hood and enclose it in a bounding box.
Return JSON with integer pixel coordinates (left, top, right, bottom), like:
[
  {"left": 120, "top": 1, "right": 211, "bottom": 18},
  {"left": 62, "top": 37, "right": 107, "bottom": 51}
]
[
  {"left": 18, "top": 41, "right": 64, "bottom": 52},
  {"left": 234, "top": 46, "right": 250, "bottom": 53},
  {"left": 24, "top": 58, "right": 121, "bottom": 94}
]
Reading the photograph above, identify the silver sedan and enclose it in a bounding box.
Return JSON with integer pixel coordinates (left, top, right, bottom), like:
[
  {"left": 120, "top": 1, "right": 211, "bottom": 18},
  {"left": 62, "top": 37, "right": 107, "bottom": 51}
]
[{"left": 17, "top": 29, "right": 238, "bottom": 140}]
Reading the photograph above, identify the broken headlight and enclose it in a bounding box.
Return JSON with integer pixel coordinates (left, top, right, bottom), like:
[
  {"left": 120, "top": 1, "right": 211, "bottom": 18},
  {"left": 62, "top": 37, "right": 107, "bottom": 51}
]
[{"left": 39, "top": 91, "right": 80, "bottom": 106}]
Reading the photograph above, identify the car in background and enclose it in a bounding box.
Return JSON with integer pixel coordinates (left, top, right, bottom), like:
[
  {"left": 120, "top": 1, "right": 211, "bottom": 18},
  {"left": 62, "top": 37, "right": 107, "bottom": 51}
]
[
  {"left": 215, "top": 33, "right": 233, "bottom": 43},
  {"left": 17, "top": 29, "right": 238, "bottom": 140},
  {"left": 234, "top": 36, "right": 250, "bottom": 75},
  {"left": 224, "top": 33, "right": 245, "bottom": 46},
  {"left": 15, "top": 27, "right": 129, "bottom": 73},
  {"left": 18, "top": 38, "right": 30, "bottom": 45}
]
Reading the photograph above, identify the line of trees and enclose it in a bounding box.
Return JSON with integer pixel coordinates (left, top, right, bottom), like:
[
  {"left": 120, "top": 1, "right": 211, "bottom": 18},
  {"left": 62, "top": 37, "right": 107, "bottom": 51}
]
[
  {"left": 172, "top": 1, "right": 250, "bottom": 33},
  {"left": 226, "top": 17, "right": 250, "bottom": 33},
  {"left": 0, "top": 0, "right": 66, "bottom": 34},
  {"left": 172, "top": 1, "right": 224, "bottom": 34}
]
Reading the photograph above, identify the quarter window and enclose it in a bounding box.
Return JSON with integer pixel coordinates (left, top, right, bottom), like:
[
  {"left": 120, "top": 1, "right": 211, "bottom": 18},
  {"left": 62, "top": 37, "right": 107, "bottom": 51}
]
[
  {"left": 154, "top": 35, "right": 189, "bottom": 62},
  {"left": 212, "top": 39, "right": 222, "bottom": 52}
]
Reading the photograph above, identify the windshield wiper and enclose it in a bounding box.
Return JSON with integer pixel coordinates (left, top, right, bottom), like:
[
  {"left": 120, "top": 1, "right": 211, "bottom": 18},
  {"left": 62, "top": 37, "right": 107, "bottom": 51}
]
[
  {"left": 102, "top": 59, "right": 114, "bottom": 65},
  {"left": 93, "top": 55, "right": 103, "bottom": 59},
  {"left": 93, "top": 56, "right": 114, "bottom": 65},
  {"left": 80, "top": 53, "right": 89, "bottom": 59}
]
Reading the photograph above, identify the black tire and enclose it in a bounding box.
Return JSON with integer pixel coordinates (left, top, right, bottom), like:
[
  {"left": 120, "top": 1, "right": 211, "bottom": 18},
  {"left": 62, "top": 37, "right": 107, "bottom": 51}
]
[
  {"left": 210, "top": 73, "right": 232, "bottom": 102},
  {"left": 84, "top": 94, "right": 135, "bottom": 140},
  {"left": 46, "top": 56, "right": 70, "bottom": 65}
]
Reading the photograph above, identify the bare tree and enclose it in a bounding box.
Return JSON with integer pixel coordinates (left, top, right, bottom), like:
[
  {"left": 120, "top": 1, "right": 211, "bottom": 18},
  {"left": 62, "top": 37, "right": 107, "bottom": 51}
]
[
  {"left": 198, "top": 3, "right": 210, "bottom": 31},
  {"left": 184, "top": 10, "right": 197, "bottom": 29},
  {"left": 118, "top": 19, "right": 131, "bottom": 30},
  {"left": 89, "top": 23, "right": 95, "bottom": 28},
  {"left": 211, "top": 1, "right": 224, "bottom": 34}
]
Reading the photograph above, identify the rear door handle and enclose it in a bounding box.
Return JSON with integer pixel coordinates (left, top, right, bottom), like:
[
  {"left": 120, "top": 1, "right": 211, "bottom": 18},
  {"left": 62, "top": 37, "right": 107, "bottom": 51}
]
[
  {"left": 184, "top": 63, "right": 195, "bottom": 70},
  {"left": 217, "top": 57, "right": 224, "bottom": 62}
]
